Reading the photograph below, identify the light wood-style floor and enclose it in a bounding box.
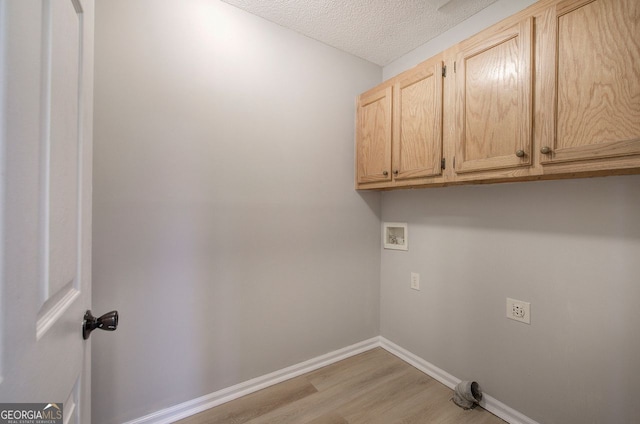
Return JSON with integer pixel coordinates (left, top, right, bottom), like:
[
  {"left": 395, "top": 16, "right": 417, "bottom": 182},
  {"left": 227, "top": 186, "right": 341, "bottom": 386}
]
[{"left": 174, "top": 348, "right": 506, "bottom": 424}]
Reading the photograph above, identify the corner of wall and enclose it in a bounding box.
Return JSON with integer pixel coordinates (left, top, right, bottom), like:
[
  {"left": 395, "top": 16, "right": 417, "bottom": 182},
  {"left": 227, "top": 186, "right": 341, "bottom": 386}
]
[{"left": 382, "top": 0, "right": 538, "bottom": 79}]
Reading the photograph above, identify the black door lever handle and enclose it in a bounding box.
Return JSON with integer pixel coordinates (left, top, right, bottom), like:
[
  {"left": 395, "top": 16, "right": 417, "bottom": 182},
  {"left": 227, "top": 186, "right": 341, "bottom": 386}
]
[{"left": 83, "top": 310, "right": 118, "bottom": 340}]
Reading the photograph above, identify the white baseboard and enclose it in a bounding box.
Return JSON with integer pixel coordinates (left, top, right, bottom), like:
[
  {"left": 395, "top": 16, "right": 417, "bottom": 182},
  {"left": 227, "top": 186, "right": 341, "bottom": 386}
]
[
  {"left": 378, "top": 337, "right": 459, "bottom": 388},
  {"left": 378, "top": 337, "right": 540, "bottom": 424},
  {"left": 125, "top": 336, "right": 539, "bottom": 424},
  {"left": 122, "top": 337, "right": 380, "bottom": 424}
]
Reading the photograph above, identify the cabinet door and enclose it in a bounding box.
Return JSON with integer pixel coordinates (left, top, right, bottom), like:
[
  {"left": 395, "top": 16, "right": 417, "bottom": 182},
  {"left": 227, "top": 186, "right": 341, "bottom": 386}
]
[
  {"left": 356, "top": 86, "right": 392, "bottom": 184},
  {"left": 455, "top": 17, "right": 533, "bottom": 174},
  {"left": 540, "top": 0, "right": 640, "bottom": 164},
  {"left": 393, "top": 61, "right": 444, "bottom": 180}
]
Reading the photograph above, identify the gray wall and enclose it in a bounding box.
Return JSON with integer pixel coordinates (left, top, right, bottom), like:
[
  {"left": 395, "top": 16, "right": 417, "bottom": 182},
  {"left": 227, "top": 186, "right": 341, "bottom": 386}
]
[
  {"left": 380, "top": 1, "right": 640, "bottom": 423},
  {"left": 380, "top": 177, "right": 640, "bottom": 424},
  {"left": 92, "top": 1, "right": 381, "bottom": 423},
  {"left": 93, "top": 1, "right": 640, "bottom": 423}
]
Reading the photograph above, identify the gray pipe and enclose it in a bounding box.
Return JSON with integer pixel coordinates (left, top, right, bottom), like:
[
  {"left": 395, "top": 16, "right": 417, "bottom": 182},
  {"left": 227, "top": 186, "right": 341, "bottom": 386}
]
[{"left": 452, "top": 381, "right": 482, "bottom": 410}]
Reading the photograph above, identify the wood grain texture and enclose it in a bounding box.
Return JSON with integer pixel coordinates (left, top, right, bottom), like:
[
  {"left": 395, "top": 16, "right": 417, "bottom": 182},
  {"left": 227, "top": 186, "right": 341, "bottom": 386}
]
[
  {"left": 356, "top": 86, "right": 392, "bottom": 183},
  {"left": 455, "top": 17, "right": 533, "bottom": 174},
  {"left": 355, "top": 0, "right": 640, "bottom": 191},
  {"left": 549, "top": 0, "right": 640, "bottom": 163},
  {"left": 465, "top": 37, "right": 519, "bottom": 160},
  {"left": 174, "top": 348, "right": 506, "bottom": 424},
  {"left": 392, "top": 59, "right": 443, "bottom": 180}
]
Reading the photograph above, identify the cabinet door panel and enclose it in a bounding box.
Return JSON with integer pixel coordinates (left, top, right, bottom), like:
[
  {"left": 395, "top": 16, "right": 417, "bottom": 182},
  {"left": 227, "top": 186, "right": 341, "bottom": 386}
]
[
  {"left": 455, "top": 17, "right": 533, "bottom": 173},
  {"left": 356, "top": 86, "right": 392, "bottom": 184},
  {"left": 393, "top": 62, "right": 443, "bottom": 180},
  {"left": 542, "top": 0, "right": 640, "bottom": 164}
]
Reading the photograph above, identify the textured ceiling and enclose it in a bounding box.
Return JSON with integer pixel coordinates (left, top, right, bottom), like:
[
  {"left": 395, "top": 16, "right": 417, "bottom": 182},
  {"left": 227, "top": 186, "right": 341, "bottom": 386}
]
[{"left": 220, "top": 0, "right": 498, "bottom": 66}]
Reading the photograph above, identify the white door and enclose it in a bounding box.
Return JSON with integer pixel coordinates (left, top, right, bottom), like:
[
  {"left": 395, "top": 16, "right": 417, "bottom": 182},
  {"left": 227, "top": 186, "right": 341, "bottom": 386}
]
[{"left": 0, "top": 1, "right": 95, "bottom": 423}]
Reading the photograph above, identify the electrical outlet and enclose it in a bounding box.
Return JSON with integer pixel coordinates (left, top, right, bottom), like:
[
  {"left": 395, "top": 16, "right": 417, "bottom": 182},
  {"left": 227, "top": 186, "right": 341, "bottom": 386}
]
[
  {"left": 513, "top": 303, "right": 525, "bottom": 318},
  {"left": 506, "top": 298, "right": 530, "bottom": 324},
  {"left": 410, "top": 272, "right": 420, "bottom": 291}
]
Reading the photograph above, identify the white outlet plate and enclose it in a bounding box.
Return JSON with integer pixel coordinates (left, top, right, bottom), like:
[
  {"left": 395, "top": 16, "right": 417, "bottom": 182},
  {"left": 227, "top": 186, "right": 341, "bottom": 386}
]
[
  {"left": 506, "top": 298, "right": 530, "bottom": 324},
  {"left": 410, "top": 272, "right": 420, "bottom": 291}
]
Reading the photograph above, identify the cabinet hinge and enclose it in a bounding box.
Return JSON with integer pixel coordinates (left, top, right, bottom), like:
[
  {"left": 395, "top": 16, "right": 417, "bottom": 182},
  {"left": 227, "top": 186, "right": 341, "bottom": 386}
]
[
  {"left": 453, "top": 157, "right": 456, "bottom": 168},
  {"left": 442, "top": 66, "right": 447, "bottom": 78},
  {"left": 454, "top": 61, "right": 456, "bottom": 73},
  {"left": 441, "top": 158, "right": 446, "bottom": 169}
]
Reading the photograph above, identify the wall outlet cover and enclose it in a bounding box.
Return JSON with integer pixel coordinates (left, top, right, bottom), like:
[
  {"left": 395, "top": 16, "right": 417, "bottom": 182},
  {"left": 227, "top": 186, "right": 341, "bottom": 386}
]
[
  {"left": 506, "top": 297, "right": 531, "bottom": 324},
  {"left": 410, "top": 272, "right": 420, "bottom": 290}
]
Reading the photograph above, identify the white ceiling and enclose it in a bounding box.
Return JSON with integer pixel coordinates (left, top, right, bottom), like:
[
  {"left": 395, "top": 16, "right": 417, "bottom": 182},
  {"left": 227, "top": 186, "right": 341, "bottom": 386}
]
[{"left": 220, "top": 0, "right": 498, "bottom": 66}]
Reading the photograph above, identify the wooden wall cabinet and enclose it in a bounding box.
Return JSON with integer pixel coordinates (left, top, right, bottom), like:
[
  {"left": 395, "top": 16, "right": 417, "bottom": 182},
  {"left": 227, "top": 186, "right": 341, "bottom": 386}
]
[
  {"left": 454, "top": 17, "right": 533, "bottom": 174},
  {"left": 393, "top": 61, "right": 444, "bottom": 182},
  {"left": 356, "top": 58, "right": 444, "bottom": 189},
  {"left": 355, "top": 0, "right": 640, "bottom": 190},
  {"left": 538, "top": 0, "right": 640, "bottom": 169},
  {"left": 356, "top": 86, "right": 392, "bottom": 184}
]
